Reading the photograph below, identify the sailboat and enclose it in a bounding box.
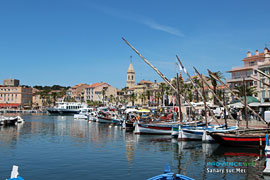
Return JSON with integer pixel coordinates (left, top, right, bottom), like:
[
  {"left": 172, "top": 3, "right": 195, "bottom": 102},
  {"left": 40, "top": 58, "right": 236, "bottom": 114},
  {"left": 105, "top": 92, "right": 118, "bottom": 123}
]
[{"left": 208, "top": 72, "right": 270, "bottom": 148}]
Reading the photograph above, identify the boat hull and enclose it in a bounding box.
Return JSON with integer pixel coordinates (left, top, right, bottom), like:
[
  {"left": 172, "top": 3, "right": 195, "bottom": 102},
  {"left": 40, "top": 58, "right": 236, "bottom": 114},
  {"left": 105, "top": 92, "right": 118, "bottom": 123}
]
[
  {"left": 136, "top": 123, "right": 176, "bottom": 135},
  {"left": 97, "top": 117, "right": 114, "bottom": 123},
  {"left": 47, "top": 108, "right": 79, "bottom": 115},
  {"left": 210, "top": 133, "right": 266, "bottom": 148},
  {"left": 178, "top": 129, "right": 203, "bottom": 141}
]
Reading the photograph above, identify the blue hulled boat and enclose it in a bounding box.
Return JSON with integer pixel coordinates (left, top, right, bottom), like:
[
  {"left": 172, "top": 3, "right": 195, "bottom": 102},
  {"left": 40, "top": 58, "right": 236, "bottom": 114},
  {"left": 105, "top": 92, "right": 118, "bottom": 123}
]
[
  {"left": 8, "top": 165, "right": 24, "bottom": 180},
  {"left": 147, "top": 165, "right": 194, "bottom": 180}
]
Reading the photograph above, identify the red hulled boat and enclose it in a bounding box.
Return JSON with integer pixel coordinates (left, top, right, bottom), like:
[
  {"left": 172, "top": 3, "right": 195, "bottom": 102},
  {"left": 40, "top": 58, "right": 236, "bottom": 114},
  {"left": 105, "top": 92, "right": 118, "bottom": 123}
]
[{"left": 210, "top": 129, "right": 270, "bottom": 148}]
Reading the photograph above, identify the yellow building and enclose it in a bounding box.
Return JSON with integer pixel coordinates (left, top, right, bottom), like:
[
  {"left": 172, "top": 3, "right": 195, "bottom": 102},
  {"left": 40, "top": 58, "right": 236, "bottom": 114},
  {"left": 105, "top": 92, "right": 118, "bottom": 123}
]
[{"left": 0, "top": 86, "right": 32, "bottom": 109}]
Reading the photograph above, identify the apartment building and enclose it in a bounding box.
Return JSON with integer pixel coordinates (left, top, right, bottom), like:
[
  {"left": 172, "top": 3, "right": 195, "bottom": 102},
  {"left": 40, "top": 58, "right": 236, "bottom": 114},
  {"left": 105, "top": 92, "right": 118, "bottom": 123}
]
[
  {"left": 84, "top": 82, "right": 117, "bottom": 103},
  {"left": 66, "top": 83, "right": 89, "bottom": 102},
  {"left": 0, "top": 86, "right": 32, "bottom": 108},
  {"left": 227, "top": 48, "right": 270, "bottom": 102}
]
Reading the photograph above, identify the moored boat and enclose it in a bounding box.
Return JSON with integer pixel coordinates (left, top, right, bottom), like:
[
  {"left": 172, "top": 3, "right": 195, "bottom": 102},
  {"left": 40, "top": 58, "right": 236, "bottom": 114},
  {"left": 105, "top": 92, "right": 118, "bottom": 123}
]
[
  {"left": 0, "top": 116, "right": 18, "bottom": 126},
  {"left": 74, "top": 108, "right": 94, "bottom": 120},
  {"left": 209, "top": 128, "right": 270, "bottom": 148},
  {"left": 47, "top": 101, "right": 88, "bottom": 115},
  {"left": 147, "top": 165, "right": 194, "bottom": 180},
  {"left": 135, "top": 122, "right": 179, "bottom": 135},
  {"left": 8, "top": 165, "right": 24, "bottom": 180}
]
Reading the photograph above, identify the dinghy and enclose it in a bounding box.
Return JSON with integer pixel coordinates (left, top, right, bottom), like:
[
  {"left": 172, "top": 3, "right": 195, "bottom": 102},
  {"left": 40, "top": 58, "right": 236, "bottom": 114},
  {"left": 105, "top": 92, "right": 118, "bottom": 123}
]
[{"left": 147, "top": 165, "right": 194, "bottom": 180}]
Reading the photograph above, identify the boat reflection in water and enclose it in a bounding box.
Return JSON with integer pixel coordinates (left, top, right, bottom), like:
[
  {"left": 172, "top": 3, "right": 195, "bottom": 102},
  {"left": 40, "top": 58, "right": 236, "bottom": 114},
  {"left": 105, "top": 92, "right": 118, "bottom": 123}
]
[{"left": 0, "top": 115, "right": 267, "bottom": 180}]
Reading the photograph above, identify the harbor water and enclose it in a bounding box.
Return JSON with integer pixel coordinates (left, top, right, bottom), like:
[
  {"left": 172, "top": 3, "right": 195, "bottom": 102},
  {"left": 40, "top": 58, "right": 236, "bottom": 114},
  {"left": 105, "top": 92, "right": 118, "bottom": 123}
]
[{"left": 0, "top": 115, "right": 267, "bottom": 180}]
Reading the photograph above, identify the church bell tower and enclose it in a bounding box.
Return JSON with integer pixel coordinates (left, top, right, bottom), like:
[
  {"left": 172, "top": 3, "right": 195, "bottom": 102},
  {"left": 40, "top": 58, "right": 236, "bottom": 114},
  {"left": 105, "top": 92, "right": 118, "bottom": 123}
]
[{"left": 126, "top": 56, "right": 135, "bottom": 89}]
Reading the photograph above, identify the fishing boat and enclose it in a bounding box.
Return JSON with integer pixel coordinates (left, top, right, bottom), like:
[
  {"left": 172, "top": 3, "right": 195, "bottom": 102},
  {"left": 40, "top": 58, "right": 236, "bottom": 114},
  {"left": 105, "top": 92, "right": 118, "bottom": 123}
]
[
  {"left": 135, "top": 122, "right": 179, "bottom": 135},
  {"left": 122, "top": 113, "right": 137, "bottom": 131},
  {"left": 147, "top": 165, "right": 194, "bottom": 180},
  {"left": 97, "top": 111, "right": 123, "bottom": 124},
  {"left": 88, "top": 111, "right": 98, "bottom": 122},
  {"left": 8, "top": 165, "right": 24, "bottom": 180},
  {"left": 178, "top": 124, "right": 238, "bottom": 141},
  {"left": 171, "top": 121, "right": 208, "bottom": 138},
  {"left": 209, "top": 128, "right": 270, "bottom": 148}
]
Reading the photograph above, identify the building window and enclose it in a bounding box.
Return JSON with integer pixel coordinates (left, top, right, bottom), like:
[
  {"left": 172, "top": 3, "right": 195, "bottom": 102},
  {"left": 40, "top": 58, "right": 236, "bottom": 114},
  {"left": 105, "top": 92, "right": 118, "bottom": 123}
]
[
  {"left": 249, "top": 61, "right": 255, "bottom": 66},
  {"left": 261, "top": 79, "right": 265, "bottom": 88},
  {"left": 262, "top": 90, "right": 266, "bottom": 99}
]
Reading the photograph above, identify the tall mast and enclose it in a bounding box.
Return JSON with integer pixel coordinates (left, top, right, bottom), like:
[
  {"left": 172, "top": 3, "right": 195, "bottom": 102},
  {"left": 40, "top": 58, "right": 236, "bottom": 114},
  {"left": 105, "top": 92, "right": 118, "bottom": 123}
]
[
  {"left": 176, "top": 55, "right": 220, "bottom": 125},
  {"left": 176, "top": 73, "right": 183, "bottom": 124},
  {"left": 243, "top": 78, "right": 248, "bottom": 128},
  {"left": 208, "top": 69, "right": 267, "bottom": 124},
  {"left": 194, "top": 67, "right": 237, "bottom": 122},
  {"left": 122, "top": 37, "right": 199, "bottom": 115}
]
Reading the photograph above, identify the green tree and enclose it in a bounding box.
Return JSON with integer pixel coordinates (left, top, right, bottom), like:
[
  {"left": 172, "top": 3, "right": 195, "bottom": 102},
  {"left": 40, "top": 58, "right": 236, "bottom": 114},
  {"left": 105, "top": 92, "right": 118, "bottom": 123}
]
[
  {"left": 159, "top": 82, "right": 167, "bottom": 106},
  {"left": 102, "top": 87, "right": 108, "bottom": 105},
  {"left": 235, "top": 85, "right": 257, "bottom": 97},
  {"left": 146, "top": 90, "right": 152, "bottom": 106},
  {"left": 155, "top": 92, "right": 161, "bottom": 106},
  {"left": 139, "top": 93, "right": 146, "bottom": 106},
  {"left": 130, "top": 93, "right": 137, "bottom": 106}
]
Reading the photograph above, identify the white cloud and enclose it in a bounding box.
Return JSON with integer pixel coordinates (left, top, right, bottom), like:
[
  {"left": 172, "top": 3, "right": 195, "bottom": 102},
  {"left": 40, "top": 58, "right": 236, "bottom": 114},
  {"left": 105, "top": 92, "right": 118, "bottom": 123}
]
[{"left": 91, "top": 3, "right": 184, "bottom": 37}]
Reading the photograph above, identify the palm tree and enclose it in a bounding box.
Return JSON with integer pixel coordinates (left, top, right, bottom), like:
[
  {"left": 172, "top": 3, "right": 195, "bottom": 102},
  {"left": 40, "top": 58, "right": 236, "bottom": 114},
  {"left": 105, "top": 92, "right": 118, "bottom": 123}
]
[
  {"left": 155, "top": 92, "right": 161, "bottom": 106},
  {"left": 193, "top": 76, "right": 202, "bottom": 102},
  {"left": 130, "top": 93, "right": 137, "bottom": 106},
  {"left": 235, "top": 85, "right": 257, "bottom": 97},
  {"left": 109, "top": 95, "right": 114, "bottom": 104},
  {"left": 146, "top": 90, "right": 151, "bottom": 107},
  {"left": 159, "top": 82, "right": 166, "bottom": 106},
  {"left": 139, "top": 93, "right": 146, "bottom": 106},
  {"left": 102, "top": 87, "right": 108, "bottom": 105},
  {"left": 165, "top": 86, "right": 172, "bottom": 106},
  {"left": 207, "top": 71, "right": 224, "bottom": 105}
]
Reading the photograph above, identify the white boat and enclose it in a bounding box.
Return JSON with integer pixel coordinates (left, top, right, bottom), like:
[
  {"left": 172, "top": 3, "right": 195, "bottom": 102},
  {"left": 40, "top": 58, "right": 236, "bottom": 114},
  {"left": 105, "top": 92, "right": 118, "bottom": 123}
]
[
  {"left": 134, "top": 122, "right": 179, "bottom": 135},
  {"left": 47, "top": 101, "right": 88, "bottom": 115},
  {"left": 0, "top": 116, "right": 19, "bottom": 126},
  {"left": 97, "top": 111, "right": 123, "bottom": 124},
  {"left": 74, "top": 108, "right": 94, "bottom": 120},
  {"left": 178, "top": 125, "right": 238, "bottom": 141},
  {"left": 89, "top": 111, "right": 98, "bottom": 122}
]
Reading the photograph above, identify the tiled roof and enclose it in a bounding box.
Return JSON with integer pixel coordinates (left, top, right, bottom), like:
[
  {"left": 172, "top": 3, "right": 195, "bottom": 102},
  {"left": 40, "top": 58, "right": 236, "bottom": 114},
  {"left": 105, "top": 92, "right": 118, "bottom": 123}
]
[
  {"left": 87, "top": 82, "right": 108, "bottom": 88},
  {"left": 73, "top": 83, "right": 88, "bottom": 88},
  {"left": 227, "top": 66, "right": 253, "bottom": 73},
  {"left": 242, "top": 53, "right": 265, "bottom": 61},
  {"left": 138, "top": 80, "right": 153, "bottom": 84}
]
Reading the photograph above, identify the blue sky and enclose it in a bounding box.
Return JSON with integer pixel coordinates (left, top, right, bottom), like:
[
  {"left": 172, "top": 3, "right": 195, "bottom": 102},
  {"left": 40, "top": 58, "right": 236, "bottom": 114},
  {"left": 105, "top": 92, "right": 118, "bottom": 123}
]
[{"left": 0, "top": 0, "right": 270, "bottom": 88}]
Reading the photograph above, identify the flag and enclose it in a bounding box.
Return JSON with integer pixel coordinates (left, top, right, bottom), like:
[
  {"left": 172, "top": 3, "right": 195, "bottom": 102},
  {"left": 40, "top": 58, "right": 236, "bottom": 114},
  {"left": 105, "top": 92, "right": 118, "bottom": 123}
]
[
  {"left": 177, "top": 62, "right": 187, "bottom": 74},
  {"left": 180, "top": 72, "right": 183, "bottom": 81}
]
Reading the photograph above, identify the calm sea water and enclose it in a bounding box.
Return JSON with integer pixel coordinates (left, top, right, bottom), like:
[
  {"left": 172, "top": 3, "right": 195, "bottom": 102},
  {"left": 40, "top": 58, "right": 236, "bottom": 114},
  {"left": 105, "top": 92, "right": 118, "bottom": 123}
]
[{"left": 0, "top": 115, "right": 267, "bottom": 180}]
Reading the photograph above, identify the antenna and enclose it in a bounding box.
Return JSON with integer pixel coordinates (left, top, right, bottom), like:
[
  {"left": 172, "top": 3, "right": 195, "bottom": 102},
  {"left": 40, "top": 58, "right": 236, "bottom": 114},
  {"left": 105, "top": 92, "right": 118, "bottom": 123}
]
[{"left": 130, "top": 56, "right": 132, "bottom": 64}]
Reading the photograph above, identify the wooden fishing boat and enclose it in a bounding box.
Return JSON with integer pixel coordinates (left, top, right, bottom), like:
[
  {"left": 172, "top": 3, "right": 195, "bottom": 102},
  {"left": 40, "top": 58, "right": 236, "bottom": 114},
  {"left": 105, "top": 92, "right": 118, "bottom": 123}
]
[
  {"left": 178, "top": 125, "right": 238, "bottom": 141},
  {"left": 135, "top": 122, "right": 179, "bottom": 135},
  {"left": 209, "top": 129, "right": 270, "bottom": 148},
  {"left": 8, "top": 165, "right": 24, "bottom": 180},
  {"left": 147, "top": 165, "right": 194, "bottom": 180}
]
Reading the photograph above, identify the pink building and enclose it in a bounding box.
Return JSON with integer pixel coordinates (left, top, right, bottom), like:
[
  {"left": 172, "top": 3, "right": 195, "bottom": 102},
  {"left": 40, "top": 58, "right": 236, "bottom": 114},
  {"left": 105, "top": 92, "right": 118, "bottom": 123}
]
[
  {"left": 227, "top": 48, "right": 269, "bottom": 89},
  {"left": 84, "top": 82, "right": 117, "bottom": 103}
]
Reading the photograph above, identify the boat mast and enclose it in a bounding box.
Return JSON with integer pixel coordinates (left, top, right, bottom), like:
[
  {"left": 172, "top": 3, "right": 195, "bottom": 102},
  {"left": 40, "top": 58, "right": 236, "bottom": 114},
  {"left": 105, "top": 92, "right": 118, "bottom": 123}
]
[
  {"left": 208, "top": 69, "right": 267, "bottom": 124},
  {"left": 223, "top": 90, "right": 228, "bottom": 129},
  {"left": 176, "top": 56, "right": 220, "bottom": 125},
  {"left": 200, "top": 73, "right": 208, "bottom": 128},
  {"left": 243, "top": 78, "right": 248, "bottom": 129},
  {"left": 194, "top": 67, "right": 237, "bottom": 123},
  {"left": 122, "top": 37, "right": 198, "bottom": 116},
  {"left": 176, "top": 73, "right": 183, "bottom": 124}
]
